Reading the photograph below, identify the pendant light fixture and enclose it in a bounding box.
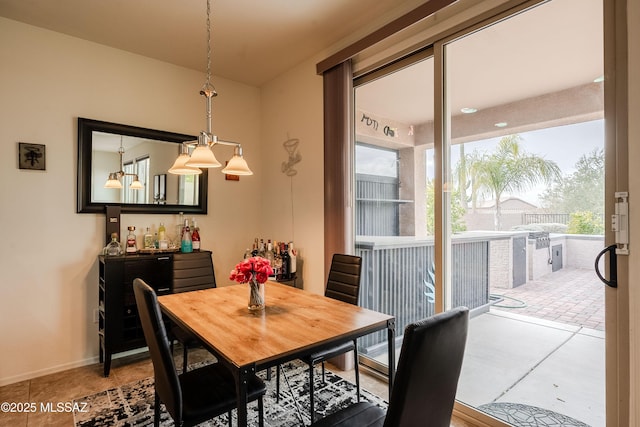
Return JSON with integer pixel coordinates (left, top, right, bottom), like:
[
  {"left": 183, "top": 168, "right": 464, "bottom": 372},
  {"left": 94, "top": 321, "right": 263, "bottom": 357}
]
[
  {"left": 103, "top": 138, "right": 144, "bottom": 190},
  {"left": 169, "top": 0, "right": 253, "bottom": 176}
]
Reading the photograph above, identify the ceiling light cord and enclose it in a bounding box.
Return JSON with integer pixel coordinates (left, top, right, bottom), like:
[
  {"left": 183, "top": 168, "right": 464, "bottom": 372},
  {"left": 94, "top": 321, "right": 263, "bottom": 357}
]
[{"left": 200, "top": 0, "right": 217, "bottom": 99}]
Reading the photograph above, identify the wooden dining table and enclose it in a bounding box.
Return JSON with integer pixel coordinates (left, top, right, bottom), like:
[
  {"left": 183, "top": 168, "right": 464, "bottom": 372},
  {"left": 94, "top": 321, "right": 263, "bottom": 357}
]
[{"left": 158, "top": 281, "right": 396, "bottom": 426}]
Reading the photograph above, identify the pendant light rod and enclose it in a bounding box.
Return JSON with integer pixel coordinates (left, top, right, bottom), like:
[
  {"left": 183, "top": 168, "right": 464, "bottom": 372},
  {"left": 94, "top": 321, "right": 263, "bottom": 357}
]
[{"left": 173, "top": 0, "right": 253, "bottom": 176}]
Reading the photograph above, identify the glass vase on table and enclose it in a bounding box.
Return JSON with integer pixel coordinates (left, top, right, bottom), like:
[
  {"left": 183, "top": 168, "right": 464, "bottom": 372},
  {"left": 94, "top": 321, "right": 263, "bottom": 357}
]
[
  {"left": 248, "top": 279, "right": 265, "bottom": 311},
  {"left": 230, "top": 256, "right": 274, "bottom": 312}
]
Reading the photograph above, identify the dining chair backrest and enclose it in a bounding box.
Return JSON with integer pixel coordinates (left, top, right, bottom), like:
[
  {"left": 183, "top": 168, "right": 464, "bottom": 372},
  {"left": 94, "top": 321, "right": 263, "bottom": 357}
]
[
  {"left": 172, "top": 251, "right": 216, "bottom": 293},
  {"left": 383, "top": 306, "right": 469, "bottom": 427},
  {"left": 325, "top": 254, "right": 362, "bottom": 305},
  {"left": 133, "top": 278, "right": 183, "bottom": 422}
]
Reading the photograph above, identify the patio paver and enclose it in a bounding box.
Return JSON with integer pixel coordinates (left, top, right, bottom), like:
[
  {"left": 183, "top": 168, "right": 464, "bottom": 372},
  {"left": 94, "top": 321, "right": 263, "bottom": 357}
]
[{"left": 490, "top": 267, "right": 604, "bottom": 331}]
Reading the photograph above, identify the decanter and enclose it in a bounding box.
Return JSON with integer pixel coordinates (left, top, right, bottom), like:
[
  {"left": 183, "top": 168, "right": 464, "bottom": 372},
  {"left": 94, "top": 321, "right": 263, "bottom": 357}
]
[{"left": 104, "top": 233, "right": 123, "bottom": 256}]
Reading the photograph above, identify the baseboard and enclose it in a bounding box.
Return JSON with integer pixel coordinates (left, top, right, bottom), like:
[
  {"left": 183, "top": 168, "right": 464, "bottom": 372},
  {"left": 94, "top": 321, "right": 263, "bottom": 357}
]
[{"left": 0, "top": 348, "right": 148, "bottom": 387}]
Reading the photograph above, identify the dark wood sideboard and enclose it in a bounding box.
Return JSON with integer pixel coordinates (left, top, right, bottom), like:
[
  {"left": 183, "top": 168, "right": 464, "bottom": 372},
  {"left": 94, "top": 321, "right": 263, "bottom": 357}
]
[{"left": 98, "top": 251, "right": 212, "bottom": 376}]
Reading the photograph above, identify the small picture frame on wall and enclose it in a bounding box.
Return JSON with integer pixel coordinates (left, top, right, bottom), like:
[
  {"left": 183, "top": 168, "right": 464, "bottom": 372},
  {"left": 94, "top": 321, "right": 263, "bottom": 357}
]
[{"left": 18, "top": 142, "right": 46, "bottom": 170}]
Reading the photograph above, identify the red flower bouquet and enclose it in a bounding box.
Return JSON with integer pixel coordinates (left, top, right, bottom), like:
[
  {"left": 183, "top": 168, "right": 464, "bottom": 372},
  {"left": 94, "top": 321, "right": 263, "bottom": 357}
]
[
  {"left": 230, "top": 257, "right": 274, "bottom": 284},
  {"left": 230, "top": 256, "right": 273, "bottom": 311}
]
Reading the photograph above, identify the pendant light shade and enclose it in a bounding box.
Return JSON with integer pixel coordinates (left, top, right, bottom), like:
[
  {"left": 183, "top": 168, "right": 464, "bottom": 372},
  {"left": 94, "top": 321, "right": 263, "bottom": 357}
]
[
  {"left": 185, "top": 144, "right": 222, "bottom": 168},
  {"left": 221, "top": 146, "right": 253, "bottom": 175},
  {"left": 169, "top": 153, "right": 203, "bottom": 175},
  {"left": 104, "top": 173, "right": 123, "bottom": 189},
  {"left": 130, "top": 176, "right": 144, "bottom": 190},
  {"left": 169, "top": 144, "right": 203, "bottom": 175}
]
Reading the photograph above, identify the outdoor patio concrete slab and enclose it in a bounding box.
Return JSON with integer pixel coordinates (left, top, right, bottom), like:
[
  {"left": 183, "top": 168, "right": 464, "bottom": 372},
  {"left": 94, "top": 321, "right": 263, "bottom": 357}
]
[
  {"left": 495, "top": 329, "right": 605, "bottom": 427},
  {"left": 455, "top": 311, "right": 576, "bottom": 408}
]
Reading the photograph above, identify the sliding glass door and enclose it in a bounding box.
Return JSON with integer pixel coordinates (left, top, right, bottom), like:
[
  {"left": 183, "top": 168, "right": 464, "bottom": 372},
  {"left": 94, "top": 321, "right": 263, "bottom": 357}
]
[
  {"left": 354, "top": 54, "right": 435, "bottom": 372},
  {"left": 441, "top": 1, "right": 604, "bottom": 425},
  {"left": 353, "top": 0, "right": 604, "bottom": 425}
]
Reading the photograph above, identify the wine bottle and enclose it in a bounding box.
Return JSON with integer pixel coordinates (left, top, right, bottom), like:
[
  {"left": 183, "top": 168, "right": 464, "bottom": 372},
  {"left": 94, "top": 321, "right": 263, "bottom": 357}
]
[
  {"left": 191, "top": 218, "right": 200, "bottom": 251},
  {"left": 279, "top": 242, "right": 290, "bottom": 281},
  {"left": 274, "top": 243, "right": 282, "bottom": 279},
  {"left": 288, "top": 242, "right": 297, "bottom": 278},
  {"left": 251, "top": 238, "right": 259, "bottom": 257}
]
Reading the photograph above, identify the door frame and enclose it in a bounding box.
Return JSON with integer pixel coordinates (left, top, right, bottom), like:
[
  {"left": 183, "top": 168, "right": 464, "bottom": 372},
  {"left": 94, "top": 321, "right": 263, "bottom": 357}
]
[{"left": 603, "top": 0, "right": 629, "bottom": 425}]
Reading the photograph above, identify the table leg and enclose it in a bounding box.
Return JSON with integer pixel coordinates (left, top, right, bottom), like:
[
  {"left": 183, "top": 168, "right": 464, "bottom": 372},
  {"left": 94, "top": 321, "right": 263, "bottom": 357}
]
[
  {"left": 235, "top": 366, "right": 250, "bottom": 427},
  {"left": 387, "top": 319, "right": 396, "bottom": 397}
]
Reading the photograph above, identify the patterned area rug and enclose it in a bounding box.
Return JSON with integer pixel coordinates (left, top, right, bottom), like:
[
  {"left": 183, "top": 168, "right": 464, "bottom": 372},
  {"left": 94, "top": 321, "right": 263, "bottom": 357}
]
[
  {"left": 73, "top": 361, "right": 387, "bottom": 426},
  {"left": 478, "top": 402, "right": 591, "bottom": 427}
]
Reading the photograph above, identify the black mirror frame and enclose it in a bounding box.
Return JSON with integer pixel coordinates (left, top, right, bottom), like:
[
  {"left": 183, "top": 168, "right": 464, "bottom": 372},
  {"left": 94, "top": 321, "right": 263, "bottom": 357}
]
[{"left": 77, "top": 117, "right": 208, "bottom": 214}]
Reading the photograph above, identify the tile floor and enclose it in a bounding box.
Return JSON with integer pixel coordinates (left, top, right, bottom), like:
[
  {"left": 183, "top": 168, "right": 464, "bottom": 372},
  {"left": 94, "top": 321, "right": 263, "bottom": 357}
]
[{"left": 0, "top": 348, "right": 475, "bottom": 427}]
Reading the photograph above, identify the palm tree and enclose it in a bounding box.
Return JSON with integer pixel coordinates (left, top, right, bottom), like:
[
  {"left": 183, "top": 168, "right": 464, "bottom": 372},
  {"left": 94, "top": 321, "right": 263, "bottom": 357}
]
[
  {"left": 465, "top": 134, "right": 561, "bottom": 230},
  {"left": 455, "top": 146, "right": 484, "bottom": 213}
]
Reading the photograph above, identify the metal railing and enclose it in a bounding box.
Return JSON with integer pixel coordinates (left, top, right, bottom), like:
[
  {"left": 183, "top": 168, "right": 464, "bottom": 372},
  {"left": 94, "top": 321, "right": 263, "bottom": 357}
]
[
  {"left": 522, "top": 213, "right": 570, "bottom": 224},
  {"left": 356, "top": 174, "right": 399, "bottom": 236},
  {"left": 355, "top": 238, "right": 489, "bottom": 354}
]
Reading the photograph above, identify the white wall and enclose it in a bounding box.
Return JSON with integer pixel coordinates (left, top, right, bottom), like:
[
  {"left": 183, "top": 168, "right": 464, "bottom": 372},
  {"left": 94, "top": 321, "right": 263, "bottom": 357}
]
[
  {"left": 259, "top": 59, "right": 326, "bottom": 294},
  {"left": 0, "top": 17, "right": 262, "bottom": 385}
]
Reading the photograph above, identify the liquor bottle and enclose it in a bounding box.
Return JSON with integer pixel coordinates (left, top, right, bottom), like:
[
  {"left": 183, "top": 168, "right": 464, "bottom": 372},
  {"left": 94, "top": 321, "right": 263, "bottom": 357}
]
[
  {"left": 251, "top": 238, "right": 259, "bottom": 257},
  {"left": 157, "top": 222, "right": 168, "bottom": 250},
  {"left": 265, "top": 240, "right": 275, "bottom": 267},
  {"left": 177, "top": 212, "right": 185, "bottom": 241},
  {"left": 273, "top": 243, "right": 282, "bottom": 279},
  {"left": 258, "top": 239, "right": 266, "bottom": 257},
  {"left": 288, "top": 242, "right": 297, "bottom": 278},
  {"left": 143, "top": 227, "right": 153, "bottom": 249},
  {"left": 181, "top": 220, "right": 192, "bottom": 253},
  {"left": 103, "top": 233, "right": 123, "bottom": 256},
  {"left": 125, "top": 226, "right": 137, "bottom": 254},
  {"left": 279, "top": 242, "right": 290, "bottom": 281},
  {"left": 191, "top": 218, "right": 200, "bottom": 251},
  {"left": 158, "top": 222, "right": 166, "bottom": 240}
]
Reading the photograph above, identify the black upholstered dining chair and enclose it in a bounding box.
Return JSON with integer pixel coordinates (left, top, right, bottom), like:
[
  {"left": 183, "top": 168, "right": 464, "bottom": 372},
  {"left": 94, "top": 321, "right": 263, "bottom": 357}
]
[
  {"left": 133, "top": 278, "right": 266, "bottom": 427},
  {"left": 311, "top": 306, "right": 469, "bottom": 427},
  {"left": 170, "top": 251, "right": 217, "bottom": 372},
  {"left": 277, "top": 253, "right": 363, "bottom": 422}
]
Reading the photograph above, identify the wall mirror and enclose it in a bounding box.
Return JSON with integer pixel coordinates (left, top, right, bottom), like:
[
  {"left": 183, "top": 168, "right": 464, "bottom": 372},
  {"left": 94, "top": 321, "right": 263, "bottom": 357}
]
[{"left": 77, "top": 117, "right": 208, "bottom": 214}]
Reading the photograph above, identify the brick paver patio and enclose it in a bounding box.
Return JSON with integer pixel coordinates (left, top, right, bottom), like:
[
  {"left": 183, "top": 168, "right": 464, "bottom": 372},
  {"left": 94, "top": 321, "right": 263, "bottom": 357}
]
[{"left": 490, "top": 267, "right": 605, "bottom": 331}]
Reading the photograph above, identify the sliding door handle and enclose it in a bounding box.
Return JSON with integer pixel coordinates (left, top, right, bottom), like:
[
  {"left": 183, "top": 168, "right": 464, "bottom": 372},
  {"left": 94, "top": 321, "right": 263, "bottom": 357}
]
[{"left": 595, "top": 244, "right": 617, "bottom": 288}]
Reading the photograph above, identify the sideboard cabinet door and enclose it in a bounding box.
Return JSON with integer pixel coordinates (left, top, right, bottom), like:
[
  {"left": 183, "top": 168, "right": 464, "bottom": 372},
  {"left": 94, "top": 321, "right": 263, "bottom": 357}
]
[{"left": 97, "top": 251, "right": 212, "bottom": 377}]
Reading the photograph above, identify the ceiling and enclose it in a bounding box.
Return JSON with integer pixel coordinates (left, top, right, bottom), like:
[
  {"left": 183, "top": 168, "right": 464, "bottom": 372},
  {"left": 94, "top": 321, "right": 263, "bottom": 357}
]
[
  {"left": 356, "top": 0, "right": 603, "bottom": 126},
  {"left": 0, "top": 0, "right": 427, "bottom": 87},
  {"left": 0, "top": 0, "right": 603, "bottom": 128}
]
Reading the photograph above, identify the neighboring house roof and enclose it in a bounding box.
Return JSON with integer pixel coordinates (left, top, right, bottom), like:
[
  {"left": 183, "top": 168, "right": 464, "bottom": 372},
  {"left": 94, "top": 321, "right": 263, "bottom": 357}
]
[{"left": 474, "top": 196, "right": 539, "bottom": 211}]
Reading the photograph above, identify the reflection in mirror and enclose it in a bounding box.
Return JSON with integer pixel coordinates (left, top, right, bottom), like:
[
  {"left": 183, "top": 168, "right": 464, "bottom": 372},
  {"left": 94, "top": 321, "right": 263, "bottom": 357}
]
[
  {"left": 91, "top": 132, "right": 199, "bottom": 205},
  {"left": 77, "top": 118, "right": 208, "bottom": 214}
]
